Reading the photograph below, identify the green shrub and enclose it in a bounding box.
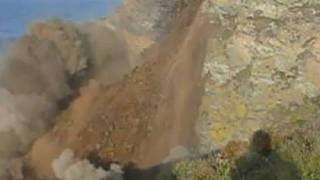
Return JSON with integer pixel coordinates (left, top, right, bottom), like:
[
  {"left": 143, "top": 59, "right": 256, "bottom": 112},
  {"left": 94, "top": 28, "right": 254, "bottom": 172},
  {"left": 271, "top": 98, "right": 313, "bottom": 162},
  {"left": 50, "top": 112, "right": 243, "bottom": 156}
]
[
  {"left": 172, "top": 153, "right": 233, "bottom": 180},
  {"left": 276, "top": 125, "right": 320, "bottom": 180}
]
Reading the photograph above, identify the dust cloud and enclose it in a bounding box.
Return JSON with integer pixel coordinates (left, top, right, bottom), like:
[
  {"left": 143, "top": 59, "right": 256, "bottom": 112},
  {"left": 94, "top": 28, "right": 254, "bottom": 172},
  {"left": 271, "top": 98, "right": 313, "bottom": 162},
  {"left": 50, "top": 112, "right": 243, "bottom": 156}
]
[{"left": 0, "top": 18, "right": 130, "bottom": 179}]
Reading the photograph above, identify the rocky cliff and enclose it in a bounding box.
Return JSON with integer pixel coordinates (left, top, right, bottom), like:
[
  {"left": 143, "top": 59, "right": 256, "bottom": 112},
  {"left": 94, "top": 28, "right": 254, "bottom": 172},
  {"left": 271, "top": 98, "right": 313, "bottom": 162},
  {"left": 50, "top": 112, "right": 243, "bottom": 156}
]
[{"left": 0, "top": 0, "right": 319, "bottom": 179}]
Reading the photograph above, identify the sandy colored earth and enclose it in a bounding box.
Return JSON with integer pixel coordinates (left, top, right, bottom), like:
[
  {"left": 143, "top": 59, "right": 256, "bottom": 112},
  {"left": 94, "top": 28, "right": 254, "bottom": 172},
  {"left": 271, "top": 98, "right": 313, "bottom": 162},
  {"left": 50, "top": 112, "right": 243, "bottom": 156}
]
[
  {"left": 28, "top": 0, "right": 211, "bottom": 179},
  {"left": 0, "top": 0, "right": 319, "bottom": 179}
]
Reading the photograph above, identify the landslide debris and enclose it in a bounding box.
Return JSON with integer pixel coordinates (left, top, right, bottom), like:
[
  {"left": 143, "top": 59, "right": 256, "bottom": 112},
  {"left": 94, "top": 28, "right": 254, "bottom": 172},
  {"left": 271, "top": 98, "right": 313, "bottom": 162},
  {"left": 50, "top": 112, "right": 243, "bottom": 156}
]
[
  {"left": 1, "top": 0, "right": 319, "bottom": 179},
  {"left": 29, "top": 1, "right": 210, "bottom": 179}
]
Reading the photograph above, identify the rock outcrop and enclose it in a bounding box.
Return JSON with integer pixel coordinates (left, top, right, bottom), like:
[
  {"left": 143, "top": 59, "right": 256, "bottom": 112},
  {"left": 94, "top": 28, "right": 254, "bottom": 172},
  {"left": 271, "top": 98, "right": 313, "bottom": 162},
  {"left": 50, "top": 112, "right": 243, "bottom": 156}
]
[
  {"left": 197, "top": 0, "right": 320, "bottom": 152},
  {"left": 0, "top": 0, "right": 319, "bottom": 179}
]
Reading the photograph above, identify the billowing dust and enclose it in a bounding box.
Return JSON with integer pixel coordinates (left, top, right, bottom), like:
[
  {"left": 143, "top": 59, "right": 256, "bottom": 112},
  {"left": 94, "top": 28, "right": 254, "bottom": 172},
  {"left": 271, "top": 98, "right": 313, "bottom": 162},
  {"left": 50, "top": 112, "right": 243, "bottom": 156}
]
[
  {"left": 0, "top": 0, "right": 210, "bottom": 179},
  {"left": 0, "top": 19, "right": 131, "bottom": 179}
]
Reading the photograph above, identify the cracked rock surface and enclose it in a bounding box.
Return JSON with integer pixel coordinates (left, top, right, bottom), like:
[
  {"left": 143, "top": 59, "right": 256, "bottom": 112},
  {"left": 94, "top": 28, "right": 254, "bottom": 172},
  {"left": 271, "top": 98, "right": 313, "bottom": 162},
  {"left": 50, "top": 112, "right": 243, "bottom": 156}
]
[{"left": 198, "top": 0, "right": 320, "bottom": 152}]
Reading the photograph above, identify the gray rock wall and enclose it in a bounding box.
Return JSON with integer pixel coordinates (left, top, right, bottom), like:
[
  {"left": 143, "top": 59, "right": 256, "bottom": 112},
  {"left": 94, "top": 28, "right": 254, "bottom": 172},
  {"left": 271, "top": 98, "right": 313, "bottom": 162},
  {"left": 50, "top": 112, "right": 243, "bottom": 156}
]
[{"left": 197, "top": 0, "right": 320, "bottom": 152}]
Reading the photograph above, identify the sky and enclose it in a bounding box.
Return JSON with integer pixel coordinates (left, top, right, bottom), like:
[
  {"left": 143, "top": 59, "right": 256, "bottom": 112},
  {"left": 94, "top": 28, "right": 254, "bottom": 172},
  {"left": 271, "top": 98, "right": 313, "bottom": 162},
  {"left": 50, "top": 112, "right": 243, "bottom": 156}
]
[{"left": 0, "top": 0, "right": 121, "bottom": 39}]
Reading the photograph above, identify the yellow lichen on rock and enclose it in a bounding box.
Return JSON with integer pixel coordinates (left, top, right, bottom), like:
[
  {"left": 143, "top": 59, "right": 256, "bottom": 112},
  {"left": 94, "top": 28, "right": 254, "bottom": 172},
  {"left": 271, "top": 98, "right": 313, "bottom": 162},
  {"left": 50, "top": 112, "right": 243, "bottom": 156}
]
[{"left": 198, "top": 0, "right": 320, "bottom": 152}]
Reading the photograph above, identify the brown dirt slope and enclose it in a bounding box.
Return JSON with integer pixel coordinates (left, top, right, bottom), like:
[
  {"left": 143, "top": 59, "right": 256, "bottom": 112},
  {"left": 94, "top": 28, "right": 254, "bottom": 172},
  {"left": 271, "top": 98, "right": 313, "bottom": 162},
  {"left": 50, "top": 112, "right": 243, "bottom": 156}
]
[{"left": 28, "top": 0, "right": 211, "bottom": 178}]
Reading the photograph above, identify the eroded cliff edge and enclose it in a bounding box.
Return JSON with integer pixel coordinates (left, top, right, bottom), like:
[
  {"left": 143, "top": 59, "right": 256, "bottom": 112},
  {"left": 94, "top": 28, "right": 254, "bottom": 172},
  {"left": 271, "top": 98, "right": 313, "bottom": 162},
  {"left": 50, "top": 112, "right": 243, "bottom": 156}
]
[{"left": 0, "top": 0, "right": 319, "bottom": 179}]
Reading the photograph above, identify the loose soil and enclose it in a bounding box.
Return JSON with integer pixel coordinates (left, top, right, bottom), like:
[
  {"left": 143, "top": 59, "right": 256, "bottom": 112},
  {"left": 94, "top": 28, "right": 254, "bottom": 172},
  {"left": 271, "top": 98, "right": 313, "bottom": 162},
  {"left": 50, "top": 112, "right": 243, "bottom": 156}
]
[{"left": 28, "top": 0, "right": 212, "bottom": 179}]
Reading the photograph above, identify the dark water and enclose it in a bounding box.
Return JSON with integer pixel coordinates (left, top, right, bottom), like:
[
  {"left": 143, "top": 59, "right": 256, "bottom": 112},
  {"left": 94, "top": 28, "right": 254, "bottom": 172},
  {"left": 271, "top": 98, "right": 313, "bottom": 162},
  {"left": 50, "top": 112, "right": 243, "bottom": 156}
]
[{"left": 0, "top": 0, "right": 121, "bottom": 53}]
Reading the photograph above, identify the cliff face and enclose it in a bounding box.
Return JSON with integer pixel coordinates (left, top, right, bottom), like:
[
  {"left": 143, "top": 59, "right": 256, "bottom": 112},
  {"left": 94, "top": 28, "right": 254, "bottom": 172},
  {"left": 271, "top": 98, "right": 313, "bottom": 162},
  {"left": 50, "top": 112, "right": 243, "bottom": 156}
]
[
  {"left": 107, "top": 0, "right": 178, "bottom": 39},
  {"left": 0, "top": 0, "right": 319, "bottom": 179},
  {"left": 198, "top": 0, "right": 320, "bottom": 152}
]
